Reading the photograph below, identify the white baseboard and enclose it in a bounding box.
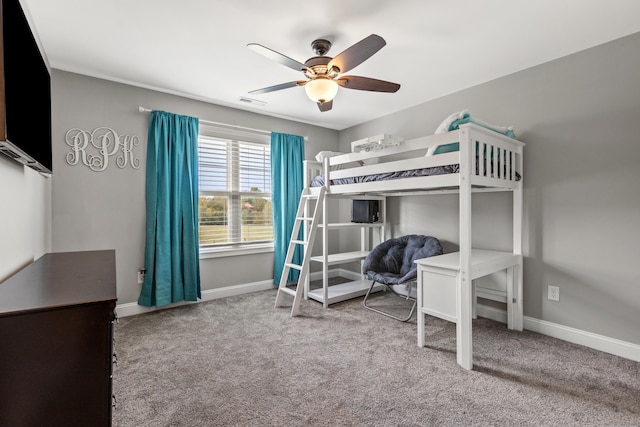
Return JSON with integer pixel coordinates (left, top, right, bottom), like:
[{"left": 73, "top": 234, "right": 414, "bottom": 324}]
[
  {"left": 475, "top": 304, "right": 640, "bottom": 363},
  {"left": 116, "top": 270, "right": 640, "bottom": 363},
  {"left": 523, "top": 316, "right": 640, "bottom": 363},
  {"left": 115, "top": 279, "right": 274, "bottom": 318},
  {"left": 476, "top": 304, "right": 508, "bottom": 324},
  {"left": 116, "top": 269, "right": 354, "bottom": 318},
  {"left": 117, "top": 268, "right": 355, "bottom": 317}
]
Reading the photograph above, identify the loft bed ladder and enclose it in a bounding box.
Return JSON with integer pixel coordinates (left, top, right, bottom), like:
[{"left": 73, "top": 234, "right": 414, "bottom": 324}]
[{"left": 274, "top": 187, "right": 326, "bottom": 316}]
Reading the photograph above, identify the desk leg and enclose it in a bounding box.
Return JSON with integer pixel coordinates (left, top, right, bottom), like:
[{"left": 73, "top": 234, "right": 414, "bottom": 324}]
[
  {"left": 418, "top": 311, "right": 425, "bottom": 347},
  {"left": 417, "top": 276, "right": 424, "bottom": 347},
  {"left": 506, "top": 265, "right": 524, "bottom": 331},
  {"left": 472, "top": 280, "right": 477, "bottom": 320},
  {"left": 507, "top": 266, "right": 514, "bottom": 329},
  {"left": 516, "top": 263, "right": 524, "bottom": 331},
  {"left": 456, "top": 273, "right": 473, "bottom": 370},
  {"left": 514, "top": 264, "right": 524, "bottom": 331}
]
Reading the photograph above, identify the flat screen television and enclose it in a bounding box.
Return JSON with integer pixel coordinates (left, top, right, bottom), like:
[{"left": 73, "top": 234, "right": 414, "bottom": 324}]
[{"left": 0, "top": 0, "right": 52, "bottom": 174}]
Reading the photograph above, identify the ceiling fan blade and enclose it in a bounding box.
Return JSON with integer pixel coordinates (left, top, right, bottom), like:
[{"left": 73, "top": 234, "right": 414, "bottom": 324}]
[
  {"left": 247, "top": 43, "right": 311, "bottom": 73},
  {"left": 327, "top": 34, "right": 386, "bottom": 74},
  {"left": 317, "top": 100, "right": 333, "bottom": 112},
  {"left": 336, "top": 76, "right": 400, "bottom": 93},
  {"left": 249, "top": 81, "right": 306, "bottom": 94}
]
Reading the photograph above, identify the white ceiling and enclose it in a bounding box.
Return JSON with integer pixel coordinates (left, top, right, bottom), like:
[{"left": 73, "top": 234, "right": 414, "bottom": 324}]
[{"left": 22, "top": 0, "right": 640, "bottom": 131}]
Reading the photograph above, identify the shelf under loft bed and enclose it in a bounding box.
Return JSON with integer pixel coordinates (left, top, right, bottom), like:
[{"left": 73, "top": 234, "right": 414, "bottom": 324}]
[
  {"left": 307, "top": 278, "right": 385, "bottom": 305},
  {"left": 310, "top": 250, "right": 370, "bottom": 265},
  {"left": 318, "top": 222, "right": 384, "bottom": 229}
]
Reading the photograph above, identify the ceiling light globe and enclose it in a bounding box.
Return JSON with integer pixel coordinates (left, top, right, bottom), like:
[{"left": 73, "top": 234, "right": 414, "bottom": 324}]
[{"left": 305, "top": 78, "right": 339, "bottom": 104}]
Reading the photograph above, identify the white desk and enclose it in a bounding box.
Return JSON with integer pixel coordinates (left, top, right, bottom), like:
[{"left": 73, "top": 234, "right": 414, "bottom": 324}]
[{"left": 415, "top": 249, "right": 523, "bottom": 370}]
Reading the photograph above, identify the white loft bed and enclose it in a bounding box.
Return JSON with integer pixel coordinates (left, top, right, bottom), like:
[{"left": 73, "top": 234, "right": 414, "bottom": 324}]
[
  {"left": 306, "top": 123, "right": 523, "bottom": 196},
  {"left": 301, "top": 122, "right": 525, "bottom": 369}
]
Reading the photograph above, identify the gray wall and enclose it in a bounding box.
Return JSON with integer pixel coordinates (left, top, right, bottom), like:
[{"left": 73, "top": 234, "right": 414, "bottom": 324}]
[
  {"left": 51, "top": 71, "right": 338, "bottom": 305},
  {"left": 339, "top": 33, "right": 640, "bottom": 345}
]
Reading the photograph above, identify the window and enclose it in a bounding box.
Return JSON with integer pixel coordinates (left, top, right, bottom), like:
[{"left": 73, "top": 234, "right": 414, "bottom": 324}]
[{"left": 198, "top": 125, "right": 272, "bottom": 253}]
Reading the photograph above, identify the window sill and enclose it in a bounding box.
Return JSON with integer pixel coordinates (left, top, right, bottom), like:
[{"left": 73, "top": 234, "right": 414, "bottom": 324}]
[{"left": 199, "top": 244, "right": 274, "bottom": 259}]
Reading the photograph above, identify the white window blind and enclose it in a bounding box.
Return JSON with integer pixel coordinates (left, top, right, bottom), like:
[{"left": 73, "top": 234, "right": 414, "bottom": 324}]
[{"left": 198, "top": 130, "right": 272, "bottom": 249}]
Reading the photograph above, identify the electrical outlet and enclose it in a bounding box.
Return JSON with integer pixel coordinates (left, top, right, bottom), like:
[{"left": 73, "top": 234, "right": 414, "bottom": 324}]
[
  {"left": 137, "top": 269, "right": 145, "bottom": 284},
  {"left": 548, "top": 285, "right": 559, "bottom": 301}
]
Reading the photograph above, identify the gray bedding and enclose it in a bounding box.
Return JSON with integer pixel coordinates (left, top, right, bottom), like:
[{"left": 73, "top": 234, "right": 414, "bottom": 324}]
[
  {"left": 310, "top": 159, "right": 521, "bottom": 187},
  {"left": 310, "top": 164, "right": 460, "bottom": 187}
]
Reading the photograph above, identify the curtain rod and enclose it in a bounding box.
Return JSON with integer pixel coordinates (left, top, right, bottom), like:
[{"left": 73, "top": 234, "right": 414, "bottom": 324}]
[{"left": 137, "top": 106, "right": 308, "bottom": 141}]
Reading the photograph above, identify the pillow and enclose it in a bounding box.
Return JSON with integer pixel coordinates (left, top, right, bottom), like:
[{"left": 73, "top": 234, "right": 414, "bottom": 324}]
[
  {"left": 315, "top": 151, "right": 342, "bottom": 163},
  {"left": 434, "top": 110, "right": 470, "bottom": 135},
  {"left": 314, "top": 151, "right": 363, "bottom": 170},
  {"left": 432, "top": 143, "right": 461, "bottom": 155},
  {"left": 427, "top": 111, "right": 516, "bottom": 156}
]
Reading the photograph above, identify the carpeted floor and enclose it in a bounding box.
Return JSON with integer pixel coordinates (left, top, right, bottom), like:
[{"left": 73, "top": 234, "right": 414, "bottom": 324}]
[{"left": 112, "top": 285, "right": 640, "bottom": 426}]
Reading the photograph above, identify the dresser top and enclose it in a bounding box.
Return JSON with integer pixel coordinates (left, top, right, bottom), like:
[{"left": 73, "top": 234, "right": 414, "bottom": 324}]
[{"left": 0, "top": 250, "right": 117, "bottom": 316}]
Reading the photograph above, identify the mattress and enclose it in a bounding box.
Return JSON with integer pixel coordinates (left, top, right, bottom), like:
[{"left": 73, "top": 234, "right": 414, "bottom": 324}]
[
  {"left": 310, "top": 162, "right": 520, "bottom": 187},
  {"left": 310, "top": 164, "right": 460, "bottom": 187}
]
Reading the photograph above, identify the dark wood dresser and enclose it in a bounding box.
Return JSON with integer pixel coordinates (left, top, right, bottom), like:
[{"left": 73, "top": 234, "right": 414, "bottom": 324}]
[{"left": 0, "top": 250, "right": 117, "bottom": 426}]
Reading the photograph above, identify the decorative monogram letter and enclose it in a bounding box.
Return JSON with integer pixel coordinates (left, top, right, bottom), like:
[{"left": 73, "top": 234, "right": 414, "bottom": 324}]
[{"left": 65, "top": 127, "right": 141, "bottom": 171}]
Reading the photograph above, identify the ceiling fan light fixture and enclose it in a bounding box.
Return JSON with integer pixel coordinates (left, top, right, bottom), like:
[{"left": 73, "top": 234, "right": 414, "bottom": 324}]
[
  {"left": 248, "top": 34, "right": 400, "bottom": 112},
  {"left": 304, "top": 78, "right": 339, "bottom": 104}
]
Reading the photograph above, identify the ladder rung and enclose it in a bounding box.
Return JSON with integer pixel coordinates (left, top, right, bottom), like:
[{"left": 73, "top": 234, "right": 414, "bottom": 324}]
[
  {"left": 291, "top": 240, "right": 307, "bottom": 245},
  {"left": 296, "top": 217, "right": 312, "bottom": 221},
  {"left": 300, "top": 194, "right": 317, "bottom": 199},
  {"left": 285, "top": 263, "right": 302, "bottom": 270}
]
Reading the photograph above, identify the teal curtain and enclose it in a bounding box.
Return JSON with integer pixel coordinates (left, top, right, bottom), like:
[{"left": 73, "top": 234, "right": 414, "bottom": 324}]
[
  {"left": 138, "top": 110, "right": 201, "bottom": 307},
  {"left": 271, "top": 132, "right": 305, "bottom": 285}
]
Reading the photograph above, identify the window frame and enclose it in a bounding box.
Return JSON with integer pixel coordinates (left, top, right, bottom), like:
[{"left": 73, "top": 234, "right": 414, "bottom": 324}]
[{"left": 197, "top": 124, "right": 273, "bottom": 258}]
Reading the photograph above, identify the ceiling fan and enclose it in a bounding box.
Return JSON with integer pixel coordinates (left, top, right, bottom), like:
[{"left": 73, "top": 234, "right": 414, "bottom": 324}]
[{"left": 247, "top": 34, "right": 400, "bottom": 112}]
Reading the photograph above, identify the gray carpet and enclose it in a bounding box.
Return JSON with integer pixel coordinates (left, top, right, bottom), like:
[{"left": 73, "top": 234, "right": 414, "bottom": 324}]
[{"left": 112, "top": 284, "right": 640, "bottom": 426}]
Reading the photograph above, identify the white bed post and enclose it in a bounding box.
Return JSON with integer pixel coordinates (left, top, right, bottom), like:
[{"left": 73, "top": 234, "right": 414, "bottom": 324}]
[
  {"left": 322, "top": 158, "right": 330, "bottom": 308},
  {"left": 510, "top": 149, "right": 524, "bottom": 331},
  {"left": 302, "top": 162, "right": 310, "bottom": 301},
  {"left": 457, "top": 127, "right": 473, "bottom": 370}
]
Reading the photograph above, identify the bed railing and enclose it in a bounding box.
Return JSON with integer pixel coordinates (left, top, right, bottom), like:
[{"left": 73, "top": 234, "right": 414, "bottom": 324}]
[
  {"left": 304, "top": 160, "right": 324, "bottom": 189},
  {"left": 305, "top": 123, "right": 524, "bottom": 193}
]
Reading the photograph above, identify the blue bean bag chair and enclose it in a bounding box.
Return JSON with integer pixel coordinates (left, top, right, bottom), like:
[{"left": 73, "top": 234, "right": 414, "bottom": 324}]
[{"left": 362, "top": 234, "right": 443, "bottom": 321}]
